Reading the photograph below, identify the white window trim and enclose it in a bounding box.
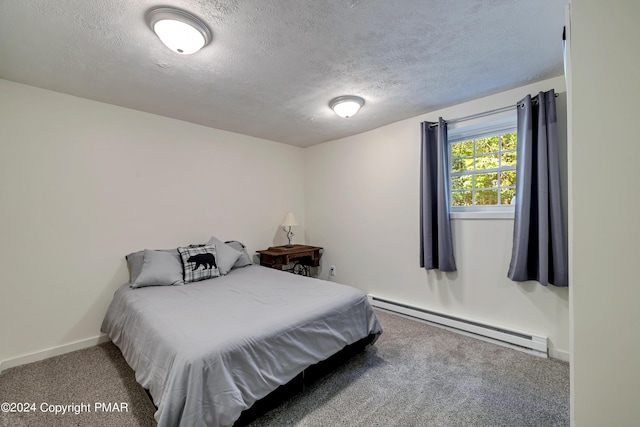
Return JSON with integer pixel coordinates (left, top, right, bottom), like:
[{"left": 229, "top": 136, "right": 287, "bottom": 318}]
[
  {"left": 448, "top": 113, "right": 517, "bottom": 219},
  {"left": 450, "top": 210, "right": 515, "bottom": 220}
]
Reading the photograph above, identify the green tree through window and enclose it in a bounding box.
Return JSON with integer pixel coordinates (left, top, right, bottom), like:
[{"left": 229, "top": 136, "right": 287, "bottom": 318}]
[{"left": 450, "top": 131, "right": 517, "bottom": 208}]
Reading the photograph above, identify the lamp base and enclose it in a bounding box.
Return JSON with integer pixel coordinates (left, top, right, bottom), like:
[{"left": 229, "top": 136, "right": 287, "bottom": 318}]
[{"left": 284, "top": 226, "right": 295, "bottom": 248}]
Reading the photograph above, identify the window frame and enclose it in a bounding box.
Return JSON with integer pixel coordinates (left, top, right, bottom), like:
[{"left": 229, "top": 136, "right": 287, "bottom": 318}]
[{"left": 447, "top": 117, "right": 518, "bottom": 217}]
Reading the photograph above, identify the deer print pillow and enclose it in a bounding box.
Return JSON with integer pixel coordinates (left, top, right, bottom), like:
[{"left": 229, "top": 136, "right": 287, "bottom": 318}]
[{"left": 177, "top": 245, "right": 221, "bottom": 283}]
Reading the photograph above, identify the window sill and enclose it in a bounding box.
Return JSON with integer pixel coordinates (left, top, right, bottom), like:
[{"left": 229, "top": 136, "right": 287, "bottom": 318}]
[{"left": 450, "top": 211, "right": 514, "bottom": 220}]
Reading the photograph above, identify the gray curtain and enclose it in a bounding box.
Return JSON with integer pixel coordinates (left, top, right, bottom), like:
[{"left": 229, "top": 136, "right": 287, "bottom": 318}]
[
  {"left": 420, "top": 118, "right": 456, "bottom": 271},
  {"left": 508, "top": 90, "right": 568, "bottom": 286}
]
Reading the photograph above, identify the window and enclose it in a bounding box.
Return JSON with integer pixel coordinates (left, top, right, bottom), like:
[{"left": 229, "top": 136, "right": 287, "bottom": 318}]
[{"left": 449, "top": 119, "right": 517, "bottom": 213}]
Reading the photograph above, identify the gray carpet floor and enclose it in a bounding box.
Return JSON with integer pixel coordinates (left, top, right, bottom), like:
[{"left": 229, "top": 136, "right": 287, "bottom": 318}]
[{"left": 0, "top": 310, "right": 569, "bottom": 426}]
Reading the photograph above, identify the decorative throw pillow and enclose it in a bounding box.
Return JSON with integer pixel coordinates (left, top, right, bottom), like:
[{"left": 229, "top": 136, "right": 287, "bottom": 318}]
[
  {"left": 206, "top": 236, "right": 243, "bottom": 275},
  {"left": 178, "top": 245, "right": 220, "bottom": 283},
  {"left": 131, "top": 249, "right": 184, "bottom": 288},
  {"left": 225, "top": 240, "right": 253, "bottom": 268}
]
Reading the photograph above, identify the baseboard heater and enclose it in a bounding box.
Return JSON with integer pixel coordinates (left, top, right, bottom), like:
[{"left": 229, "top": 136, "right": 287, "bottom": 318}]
[{"left": 367, "top": 295, "right": 548, "bottom": 357}]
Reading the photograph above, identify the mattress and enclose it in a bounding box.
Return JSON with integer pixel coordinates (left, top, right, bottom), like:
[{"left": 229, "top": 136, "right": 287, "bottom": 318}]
[{"left": 101, "top": 265, "right": 382, "bottom": 427}]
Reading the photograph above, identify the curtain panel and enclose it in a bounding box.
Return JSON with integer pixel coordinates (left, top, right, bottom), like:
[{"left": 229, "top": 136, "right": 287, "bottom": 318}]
[
  {"left": 508, "top": 90, "right": 568, "bottom": 286},
  {"left": 420, "top": 118, "right": 456, "bottom": 272}
]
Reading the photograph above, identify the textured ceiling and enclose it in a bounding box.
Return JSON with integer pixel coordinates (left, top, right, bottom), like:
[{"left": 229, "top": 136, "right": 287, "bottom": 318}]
[{"left": 0, "top": 0, "right": 568, "bottom": 147}]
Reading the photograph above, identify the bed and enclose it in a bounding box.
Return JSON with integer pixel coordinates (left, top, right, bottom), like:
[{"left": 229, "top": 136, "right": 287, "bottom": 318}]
[{"left": 101, "top": 262, "right": 382, "bottom": 427}]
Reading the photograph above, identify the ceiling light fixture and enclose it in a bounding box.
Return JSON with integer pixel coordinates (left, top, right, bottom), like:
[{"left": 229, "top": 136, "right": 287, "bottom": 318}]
[
  {"left": 146, "top": 7, "right": 211, "bottom": 55},
  {"left": 329, "top": 95, "right": 365, "bottom": 118}
]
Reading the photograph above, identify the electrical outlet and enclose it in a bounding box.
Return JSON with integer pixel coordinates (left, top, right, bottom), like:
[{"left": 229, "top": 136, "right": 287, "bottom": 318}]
[{"left": 329, "top": 265, "right": 336, "bottom": 276}]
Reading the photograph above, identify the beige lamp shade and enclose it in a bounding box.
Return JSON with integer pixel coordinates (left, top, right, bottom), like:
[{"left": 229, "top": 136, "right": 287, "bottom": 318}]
[{"left": 281, "top": 212, "right": 298, "bottom": 227}]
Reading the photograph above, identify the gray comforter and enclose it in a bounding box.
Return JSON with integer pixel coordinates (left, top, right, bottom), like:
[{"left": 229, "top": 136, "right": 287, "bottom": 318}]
[{"left": 101, "top": 265, "right": 382, "bottom": 427}]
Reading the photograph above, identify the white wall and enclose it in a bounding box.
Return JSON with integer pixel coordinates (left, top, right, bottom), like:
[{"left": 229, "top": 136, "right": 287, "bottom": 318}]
[
  {"left": 0, "top": 74, "right": 572, "bottom": 370},
  {"left": 305, "top": 76, "right": 569, "bottom": 359},
  {"left": 570, "top": 1, "right": 640, "bottom": 425},
  {"left": 0, "top": 79, "right": 305, "bottom": 366}
]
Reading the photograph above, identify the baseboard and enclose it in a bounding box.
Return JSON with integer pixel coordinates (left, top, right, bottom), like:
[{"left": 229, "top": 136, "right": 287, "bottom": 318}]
[
  {"left": 549, "top": 347, "right": 570, "bottom": 362},
  {"left": 0, "top": 334, "right": 111, "bottom": 373}
]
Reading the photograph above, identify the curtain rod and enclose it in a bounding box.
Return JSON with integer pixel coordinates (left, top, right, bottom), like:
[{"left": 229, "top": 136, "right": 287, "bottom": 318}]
[
  {"left": 429, "top": 105, "right": 515, "bottom": 127},
  {"left": 428, "top": 93, "right": 559, "bottom": 128}
]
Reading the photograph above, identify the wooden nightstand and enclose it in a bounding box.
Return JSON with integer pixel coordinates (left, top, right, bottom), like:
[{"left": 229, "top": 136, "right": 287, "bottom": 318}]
[{"left": 257, "top": 244, "right": 323, "bottom": 276}]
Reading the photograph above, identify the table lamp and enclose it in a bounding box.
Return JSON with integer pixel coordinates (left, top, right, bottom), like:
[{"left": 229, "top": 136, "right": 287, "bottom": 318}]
[{"left": 281, "top": 212, "right": 298, "bottom": 247}]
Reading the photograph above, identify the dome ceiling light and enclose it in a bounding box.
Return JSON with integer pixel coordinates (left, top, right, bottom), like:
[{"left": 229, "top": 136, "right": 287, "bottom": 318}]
[
  {"left": 329, "top": 96, "right": 365, "bottom": 118},
  {"left": 146, "top": 7, "right": 211, "bottom": 55}
]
